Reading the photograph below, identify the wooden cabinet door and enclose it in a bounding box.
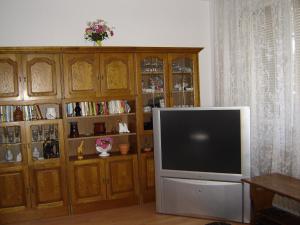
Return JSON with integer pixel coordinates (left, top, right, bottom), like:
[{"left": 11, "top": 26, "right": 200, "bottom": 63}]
[
  {"left": 22, "top": 54, "right": 61, "bottom": 100},
  {"left": 0, "top": 166, "right": 30, "bottom": 212},
  {"left": 63, "top": 54, "right": 99, "bottom": 98},
  {"left": 100, "top": 53, "right": 135, "bottom": 97},
  {"left": 106, "top": 155, "right": 138, "bottom": 200},
  {"left": 30, "top": 162, "right": 66, "bottom": 209},
  {"left": 69, "top": 160, "right": 106, "bottom": 205},
  {"left": 141, "top": 152, "right": 155, "bottom": 202},
  {"left": 0, "top": 54, "right": 22, "bottom": 101}
]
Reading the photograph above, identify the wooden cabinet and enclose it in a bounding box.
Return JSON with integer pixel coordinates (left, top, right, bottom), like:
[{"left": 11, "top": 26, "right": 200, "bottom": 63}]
[
  {"left": 69, "top": 154, "right": 138, "bottom": 213},
  {"left": 63, "top": 54, "right": 99, "bottom": 98},
  {"left": 0, "top": 166, "right": 30, "bottom": 211},
  {"left": 0, "top": 120, "right": 68, "bottom": 224},
  {"left": 22, "top": 54, "right": 62, "bottom": 100},
  {"left": 168, "top": 53, "right": 200, "bottom": 107},
  {"left": 0, "top": 53, "right": 61, "bottom": 101},
  {"left": 100, "top": 53, "right": 135, "bottom": 96},
  {"left": 140, "top": 152, "right": 155, "bottom": 202},
  {"left": 0, "top": 54, "right": 22, "bottom": 101},
  {"left": 0, "top": 46, "right": 202, "bottom": 222},
  {"left": 63, "top": 53, "right": 135, "bottom": 99},
  {"left": 106, "top": 155, "right": 138, "bottom": 200},
  {"left": 69, "top": 159, "right": 106, "bottom": 205}
]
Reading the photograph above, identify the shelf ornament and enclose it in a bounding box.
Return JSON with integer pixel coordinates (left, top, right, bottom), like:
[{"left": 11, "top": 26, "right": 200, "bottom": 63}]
[
  {"left": 84, "top": 19, "right": 114, "bottom": 46},
  {"left": 96, "top": 137, "right": 112, "bottom": 157}
]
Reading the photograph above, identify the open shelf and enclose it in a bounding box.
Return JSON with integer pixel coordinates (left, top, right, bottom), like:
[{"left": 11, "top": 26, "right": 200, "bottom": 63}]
[
  {"left": 66, "top": 112, "right": 136, "bottom": 120},
  {"left": 68, "top": 132, "right": 137, "bottom": 141}
]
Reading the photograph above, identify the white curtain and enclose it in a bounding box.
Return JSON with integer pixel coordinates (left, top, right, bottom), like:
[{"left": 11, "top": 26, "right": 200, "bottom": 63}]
[{"left": 213, "top": 0, "right": 300, "bottom": 214}]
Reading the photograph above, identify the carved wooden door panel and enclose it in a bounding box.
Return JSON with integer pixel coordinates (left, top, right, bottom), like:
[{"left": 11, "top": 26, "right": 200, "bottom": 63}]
[
  {"left": 0, "top": 54, "right": 22, "bottom": 101},
  {"left": 30, "top": 163, "right": 66, "bottom": 209},
  {"left": 63, "top": 54, "right": 99, "bottom": 98},
  {"left": 106, "top": 155, "right": 138, "bottom": 200},
  {"left": 22, "top": 54, "right": 61, "bottom": 100},
  {"left": 0, "top": 166, "right": 30, "bottom": 213},
  {"left": 100, "top": 53, "right": 135, "bottom": 97},
  {"left": 69, "top": 160, "right": 106, "bottom": 205}
]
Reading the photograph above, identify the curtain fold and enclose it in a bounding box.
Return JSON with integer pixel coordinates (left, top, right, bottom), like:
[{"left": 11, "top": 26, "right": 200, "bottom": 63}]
[{"left": 213, "top": 0, "right": 300, "bottom": 214}]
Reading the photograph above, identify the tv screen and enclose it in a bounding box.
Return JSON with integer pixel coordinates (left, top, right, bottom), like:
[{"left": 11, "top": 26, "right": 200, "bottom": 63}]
[{"left": 160, "top": 110, "right": 241, "bottom": 174}]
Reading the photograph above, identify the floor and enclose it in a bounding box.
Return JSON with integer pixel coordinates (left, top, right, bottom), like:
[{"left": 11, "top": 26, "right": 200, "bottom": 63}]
[{"left": 11, "top": 203, "right": 245, "bottom": 225}]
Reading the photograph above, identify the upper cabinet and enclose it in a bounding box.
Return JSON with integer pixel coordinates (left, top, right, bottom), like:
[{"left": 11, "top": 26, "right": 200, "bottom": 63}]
[
  {"left": 0, "top": 53, "right": 62, "bottom": 102},
  {"left": 63, "top": 54, "right": 99, "bottom": 99},
  {"left": 168, "top": 53, "right": 200, "bottom": 107},
  {"left": 22, "top": 54, "right": 62, "bottom": 100},
  {"left": 63, "top": 53, "right": 135, "bottom": 99},
  {"left": 100, "top": 53, "right": 135, "bottom": 97},
  {"left": 0, "top": 54, "right": 22, "bottom": 101}
]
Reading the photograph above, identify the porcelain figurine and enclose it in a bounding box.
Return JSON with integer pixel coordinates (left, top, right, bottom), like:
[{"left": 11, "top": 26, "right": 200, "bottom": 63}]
[
  {"left": 5, "top": 149, "right": 13, "bottom": 162},
  {"left": 16, "top": 152, "right": 22, "bottom": 162},
  {"left": 118, "top": 122, "right": 130, "bottom": 133}
]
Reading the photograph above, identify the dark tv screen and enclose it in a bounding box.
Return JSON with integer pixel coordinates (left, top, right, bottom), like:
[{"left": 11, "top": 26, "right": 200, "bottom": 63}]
[{"left": 160, "top": 110, "right": 241, "bottom": 174}]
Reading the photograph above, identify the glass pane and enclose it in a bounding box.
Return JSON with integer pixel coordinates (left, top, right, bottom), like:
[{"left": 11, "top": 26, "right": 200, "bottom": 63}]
[
  {"left": 172, "top": 57, "right": 194, "bottom": 107},
  {"left": 141, "top": 57, "right": 165, "bottom": 131},
  {"left": 31, "top": 124, "right": 60, "bottom": 160},
  {"left": 0, "top": 126, "right": 23, "bottom": 163},
  {"left": 141, "top": 135, "right": 153, "bottom": 152}
]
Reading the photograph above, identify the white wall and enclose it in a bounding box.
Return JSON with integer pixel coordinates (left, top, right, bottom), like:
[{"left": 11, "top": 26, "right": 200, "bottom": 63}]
[{"left": 0, "top": 0, "right": 213, "bottom": 106}]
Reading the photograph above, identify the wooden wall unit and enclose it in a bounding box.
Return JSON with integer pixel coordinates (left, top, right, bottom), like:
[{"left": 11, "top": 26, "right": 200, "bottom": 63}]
[{"left": 0, "top": 46, "right": 202, "bottom": 223}]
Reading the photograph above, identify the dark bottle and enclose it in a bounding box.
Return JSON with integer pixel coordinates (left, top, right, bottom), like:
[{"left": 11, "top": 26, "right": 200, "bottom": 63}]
[
  {"left": 70, "top": 122, "right": 79, "bottom": 138},
  {"left": 74, "top": 102, "right": 82, "bottom": 117}
]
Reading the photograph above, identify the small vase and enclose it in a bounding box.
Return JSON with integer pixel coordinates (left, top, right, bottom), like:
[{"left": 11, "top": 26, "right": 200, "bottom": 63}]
[{"left": 94, "top": 40, "right": 102, "bottom": 46}]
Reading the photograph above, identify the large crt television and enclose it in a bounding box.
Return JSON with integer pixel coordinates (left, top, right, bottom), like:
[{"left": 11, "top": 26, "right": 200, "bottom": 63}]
[
  {"left": 153, "top": 107, "right": 251, "bottom": 222},
  {"left": 153, "top": 107, "right": 250, "bottom": 182}
]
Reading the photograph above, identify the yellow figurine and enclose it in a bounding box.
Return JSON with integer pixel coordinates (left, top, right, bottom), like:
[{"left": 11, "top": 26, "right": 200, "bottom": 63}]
[{"left": 77, "top": 141, "right": 84, "bottom": 160}]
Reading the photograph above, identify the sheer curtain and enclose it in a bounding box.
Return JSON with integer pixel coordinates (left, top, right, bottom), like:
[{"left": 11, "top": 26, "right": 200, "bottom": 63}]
[{"left": 213, "top": 0, "right": 300, "bottom": 214}]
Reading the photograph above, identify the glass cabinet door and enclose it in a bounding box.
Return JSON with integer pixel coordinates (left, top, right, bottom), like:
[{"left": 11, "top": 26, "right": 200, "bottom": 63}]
[
  {"left": 29, "top": 122, "right": 61, "bottom": 161},
  {"left": 0, "top": 124, "right": 24, "bottom": 164},
  {"left": 170, "top": 56, "right": 196, "bottom": 107},
  {"left": 140, "top": 56, "right": 166, "bottom": 131}
]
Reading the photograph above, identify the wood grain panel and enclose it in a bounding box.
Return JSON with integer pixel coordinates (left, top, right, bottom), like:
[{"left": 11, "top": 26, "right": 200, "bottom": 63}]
[
  {"left": 0, "top": 56, "right": 19, "bottom": 98},
  {"left": 106, "top": 156, "right": 138, "bottom": 200},
  {"left": 63, "top": 54, "right": 99, "bottom": 98},
  {"left": 28, "top": 59, "right": 54, "bottom": 93},
  {"left": 23, "top": 54, "right": 61, "bottom": 100},
  {"left": 0, "top": 170, "right": 27, "bottom": 209},
  {"left": 32, "top": 167, "right": 63, "bottom": 206},
  {"left": 70, "top": 161, "right": 106, "bottom": 204},
  {"left": 100, "top": 53, "right": 135, "bottom": 96},
  {"left": 145, "top": 157, "right": 155, "bottom": 189}
]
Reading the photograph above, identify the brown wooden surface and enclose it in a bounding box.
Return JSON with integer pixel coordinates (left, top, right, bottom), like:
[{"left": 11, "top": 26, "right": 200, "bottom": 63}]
[
  {"left": 242, "top": 173, "right": 300, "bottom": 202},
  {"left": 0, "top": 54, "right": 21, "bottom": 101},
  {"left": 69, "top": 159, "right": 106, "bottom": 205},
  {"left": 22, "top": 54, "right": 61, "bottom": 100},
  {"left": 8, "top": 202, "right": 244, "bottom": 225},
  {"left": 106, "top": 155, "right": 138, "bottom": 200},
  {"left": 140, "top": 152, "right": 155, "bottom": 202},
  {"left": 100, "top": 53, "right": 135, "bottom": 96},
  {"left": 63, "top": 53, "right": 99, "bottom": 98},
  {"left": 0, "top": 46, "right": 202, "bottom": 223}
]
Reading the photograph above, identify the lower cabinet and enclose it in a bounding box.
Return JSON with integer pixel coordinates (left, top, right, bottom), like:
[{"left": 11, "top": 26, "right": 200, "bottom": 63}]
[
  {"left": 0, "top": 162, "right": 68, "bottom": 224},
  {"left": 140, "top": 152, "right": 155, "bottom": 202},
  {"left": 69, "top": 154, "right": 139, "bottom": 213}
]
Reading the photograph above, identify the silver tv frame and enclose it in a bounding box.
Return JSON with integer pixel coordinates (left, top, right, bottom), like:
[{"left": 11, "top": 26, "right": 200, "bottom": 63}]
[{"left": 153, "top": 107, "right": 251, "bottom": 223}]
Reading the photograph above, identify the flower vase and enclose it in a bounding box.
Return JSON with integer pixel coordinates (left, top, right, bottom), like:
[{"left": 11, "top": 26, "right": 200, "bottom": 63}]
[{"left": 94, "top": 40, "right": 102, "bottom": 46}]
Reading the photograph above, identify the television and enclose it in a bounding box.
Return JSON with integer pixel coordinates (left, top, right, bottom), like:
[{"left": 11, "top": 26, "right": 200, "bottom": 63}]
[
  {"left": 153, "top": 106, "right": 250, "bottom": 182},
  {"left": 152, "top": 107, "right": 251, "bottom": 222}
]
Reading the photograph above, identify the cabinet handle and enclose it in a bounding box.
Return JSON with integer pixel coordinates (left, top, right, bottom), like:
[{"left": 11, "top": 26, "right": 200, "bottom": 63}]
[
  {"left": 101, "top": 74, "right": 104, "bottom": 80},
  {"left": 23, "top": 77, "right": 27, "bottom": 83},
  {"left": 97, "top": 74, "right": 100, "bottom": 81},
  {"left": 19, "top": 77, "right": 22, "bottom": 83}
]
